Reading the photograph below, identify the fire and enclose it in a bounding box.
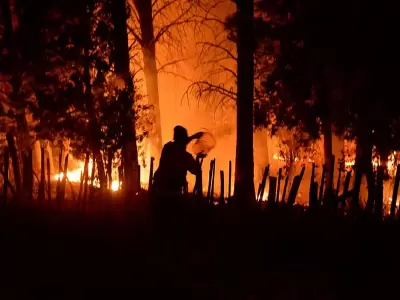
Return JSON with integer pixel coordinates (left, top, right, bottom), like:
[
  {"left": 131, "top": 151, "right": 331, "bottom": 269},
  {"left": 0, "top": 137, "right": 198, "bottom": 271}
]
[
  {"left": 53, "top": 154, "right": 151, "bottom": 192},
  {"left": 273, "top": 151, "right": 398, "bottom": 173}
]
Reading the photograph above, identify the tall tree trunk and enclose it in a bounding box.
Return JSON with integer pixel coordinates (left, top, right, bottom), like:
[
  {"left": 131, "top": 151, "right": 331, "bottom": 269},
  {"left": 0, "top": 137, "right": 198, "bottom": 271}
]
[
  {"left": 133, "top": 0, "right": 163, "bottom": 161},
  {"left": 111, "top": 0, "right": 140, "bottom": 194},
  {"left": 2, "top": 0, "right": 29, "bottom": 196},
  {"left": 80, "top": 4, "right": 108, "bottom": 194},
  {"left": 234, "top": 0, "right": 256, "bottom": 204}
]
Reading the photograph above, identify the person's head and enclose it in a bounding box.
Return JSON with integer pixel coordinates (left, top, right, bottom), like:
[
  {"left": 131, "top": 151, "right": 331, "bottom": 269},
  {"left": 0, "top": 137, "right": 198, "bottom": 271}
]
[{"left": 173, "top": 126, "right": 189, "bottom": 144}]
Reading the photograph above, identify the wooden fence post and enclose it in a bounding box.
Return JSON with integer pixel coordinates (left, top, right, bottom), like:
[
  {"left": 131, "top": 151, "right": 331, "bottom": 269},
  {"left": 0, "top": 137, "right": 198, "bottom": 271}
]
[
  {"left": 38, "top": 147, "right": 45, "bottom": 202},
  {"left": 148, "top": 157, "right": 154, "bottom": 192},
  {"left": 23, "top": 150, "right": 33, "bottom": 203},
  {"left": 47, "top": 158, "right": 51, "bottom": 203},
  {"left": 58, "top": 154, "right": 69, "bottom": 203},
  {"left": 89, "top": 156, "right": 96, "bottom": 200},
  {"left": 281, "top": 175, "right": 289, "bottom": 204},
  {"left": 56, "top": 148, "right": 63, "bottom": 198},
  {"left": 287, "top": 166, "right": 306, "bottom": 206},
  {"left": 82, "top": 152, "right": 90, "bottom": 204},
  {"left": 309, "top": 163, "right": 318, "bottom": 208},
  {"left": 336, "top": 159, "right": 343, "bottom": 198},
  {"left": 211, "top": 159, "right": 216, "bottom": 203},
  {"left": 319, "top": 164, "right": 326, "bottom": 204},
  {"left": 257, "top": 165, "right": 270, "bottom": 202},
  {"left": 228, "top": 160, "right": 232, "bottom": 200},
  {"left": 276, "top": 168, "right": 282, "bottom": 203},
  {"left": 207, "top": 160, "right": 212, "bottom": 201},
  {"left": 3, "top": 147, "right": 9, "bottom": 203},
  {"left": 6, "top": 133, "right": 21, "bottom": 201},
  {"left": 219, "top": 170, "right": 225, "bottom": 205},
  {"left": 78, "top": 171, "right": 84, "bottom": 204},
  {"left": 390, "top": 164, "right": 400, "bottom": 217}
]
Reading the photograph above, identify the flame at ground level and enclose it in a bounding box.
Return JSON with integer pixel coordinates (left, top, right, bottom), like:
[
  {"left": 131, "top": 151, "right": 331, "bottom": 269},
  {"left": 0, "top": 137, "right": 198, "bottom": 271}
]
[{"left": 53, "top": 155, "right": 150, "bottom": 192}]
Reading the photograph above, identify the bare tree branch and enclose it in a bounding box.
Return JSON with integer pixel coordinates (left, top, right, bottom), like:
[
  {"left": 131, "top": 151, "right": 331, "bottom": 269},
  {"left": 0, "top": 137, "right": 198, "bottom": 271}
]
[
  {"left": 184, "top": 81, "right": 237, "bottom": 103},
  {"left": 127, "top": 24, "right": 144, "bottom": 46},
  {"left": 197, "top": 41, "right": 237, "bottom": 61},
  {"left": 152, "top": 0, "right": 178, "bottom": 21},
  {"left": 153, "top": 1, "right": 195, "bottom": 43},
  {"left": 157, "top": 58, "right": 186, "bottom": 73}
]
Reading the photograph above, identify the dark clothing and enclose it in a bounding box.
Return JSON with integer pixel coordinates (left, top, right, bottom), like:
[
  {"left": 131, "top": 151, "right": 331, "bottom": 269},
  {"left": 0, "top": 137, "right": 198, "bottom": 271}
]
[{"left": 152, "top": 141, "right": 200, "bottom": 196}]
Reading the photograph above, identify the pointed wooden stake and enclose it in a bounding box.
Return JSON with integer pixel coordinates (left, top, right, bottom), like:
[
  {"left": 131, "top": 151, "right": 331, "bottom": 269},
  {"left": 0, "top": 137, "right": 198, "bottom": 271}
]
[
  {"left": 38, "top": 147, "right": 45, "bottom": 202},
  {"left": 219, "top": 170, "right": 225, "bottom": 205},
  {"left": 47, "top": 158, "right": 51, "bottom": 203},
  {"left": 3, "top": 147, "right": 9, "bottom": 204},
  {"left": 228, "top": 160, "right": 232, "bottom": 199},
  {"left": 148, "top": 157, "right": 155, "bottom": 192}
]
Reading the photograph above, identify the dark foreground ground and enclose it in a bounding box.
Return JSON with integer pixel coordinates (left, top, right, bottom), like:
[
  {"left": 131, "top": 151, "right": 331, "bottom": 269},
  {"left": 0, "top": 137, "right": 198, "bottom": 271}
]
[{"left": 0, "top": 199, "right": 399, "bottom": 300}]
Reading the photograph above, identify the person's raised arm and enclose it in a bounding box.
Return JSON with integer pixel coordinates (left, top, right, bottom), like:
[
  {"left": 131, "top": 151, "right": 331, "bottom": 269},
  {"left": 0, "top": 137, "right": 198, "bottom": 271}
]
[{"left": 187, "top": 132, "right": 204, "bottom": 145}]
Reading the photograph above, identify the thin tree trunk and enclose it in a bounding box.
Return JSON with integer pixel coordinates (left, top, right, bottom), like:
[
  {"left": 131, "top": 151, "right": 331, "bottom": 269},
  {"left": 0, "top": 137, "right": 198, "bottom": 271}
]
[
  {"left": 111, "top": 0, "right": 140, "bottom": 195},
  {"left": 78, "top": 171, "right": 84, "bottom": 203},
  {"left": 2, "top": 0, "right": 30, "bottom": 198},
  {"left": 90, "top": 156, "right": 96, "bottom": 200},
  {"left": 107, "top": 149, "right": 113, "bottom": 190},
  {"left": 319, "top": 164, "right": 326, "bottom": 203},
  {"left": 22, "top": 149, "right": 33, "bottom": 203},
  {"left": 133, "top": 0, "right": 163, "bottom": 160},
  {"left": 6, "top": 133, "right": 21, "bottom": 200},
  {"left": 57, "top": 148, "right": 63, "bottom": 198},
  {"left": 234, "top": 0, "right": 256, "bottom": 204},
  {"left": 82, "top": 153, "right": 90, "bottom": 204},
  {"left": 95, "top": 149, "right": 106, "bottom": 193},
  {"left": 58, "top": 154, "right": 69, "bottom": 203}
]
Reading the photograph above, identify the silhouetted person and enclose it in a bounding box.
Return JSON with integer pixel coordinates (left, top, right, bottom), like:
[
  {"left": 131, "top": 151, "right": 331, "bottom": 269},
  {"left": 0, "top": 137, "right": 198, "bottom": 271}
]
[
  {"left": 151, "top": 126, "right": 204, "bottom": 258},
  {"left": 152, "top": 126, "right": 203, "bottom": 198}
]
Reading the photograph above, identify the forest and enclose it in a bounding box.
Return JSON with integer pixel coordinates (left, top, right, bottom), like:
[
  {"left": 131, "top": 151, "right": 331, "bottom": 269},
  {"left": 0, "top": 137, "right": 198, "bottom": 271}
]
[
  {"left": 0, "top": 0, "right": 396, "bottom": 216},
  {"left": 1, "top": 0, "right": 400, "bottom": 299}
]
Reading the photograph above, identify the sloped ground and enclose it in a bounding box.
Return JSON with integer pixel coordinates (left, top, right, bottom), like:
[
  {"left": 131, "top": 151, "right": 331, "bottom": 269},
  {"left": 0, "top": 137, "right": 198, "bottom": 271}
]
[{"left": 0, "top": 202, "right": 399, "bottom": 299}]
